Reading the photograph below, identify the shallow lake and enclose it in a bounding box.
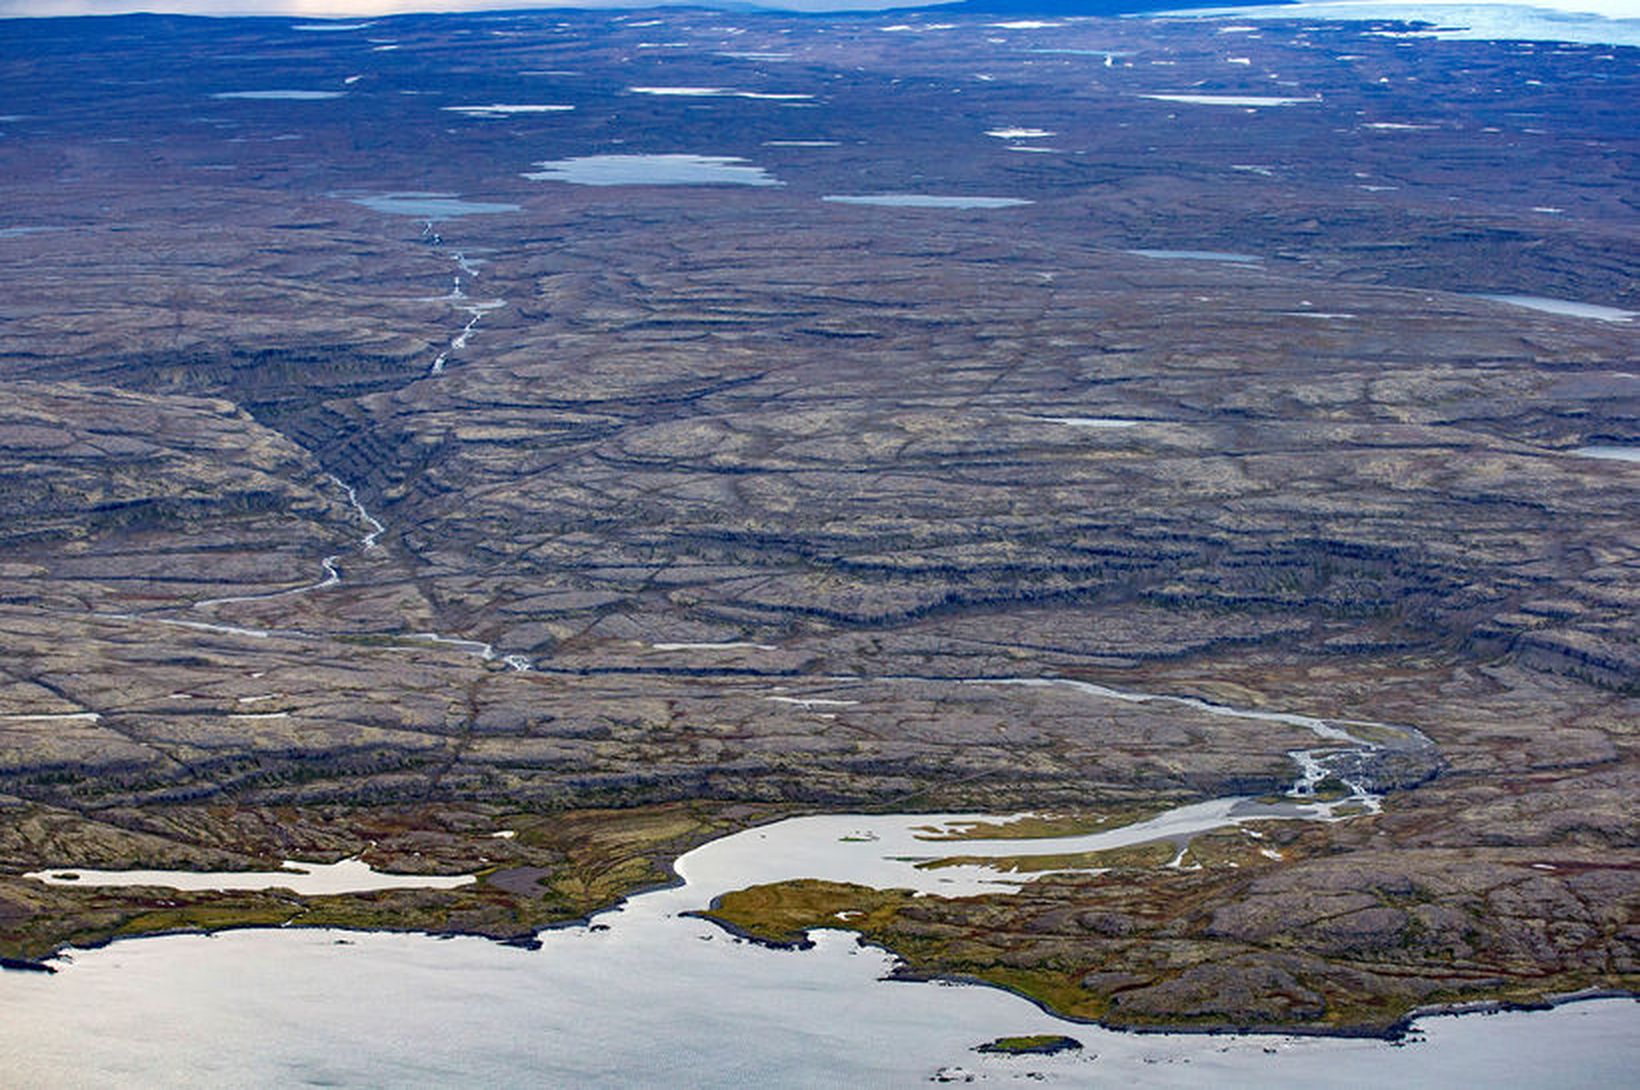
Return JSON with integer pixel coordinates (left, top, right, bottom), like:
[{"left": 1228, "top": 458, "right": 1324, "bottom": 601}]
[
  {"left": 348, "top": 192, "right": 521, "bottom": 217},
  {"left": 1127, "top": 249, "right": 1262, "bottom": 263},
  {"left": 1038, "top": 416, "right": 1144, "bottom": 427},
  {"left": 1572, "top": 445, "right": 1639, "bottom": 462},
  {"left": 823, "top": 194, "right": 1033, "bottom": 209},
  {"left": 24, "top": 856, "right": 476, "bottom": 895},
  {"left": 523, "top": 154, "right": 783, "bottom": 186},
  {"left": 1173, "top": 2, "right": 1640, "bottom": 49},
  {"left": 1472, "top": 293, "right": 1635, "bottom": 322}
]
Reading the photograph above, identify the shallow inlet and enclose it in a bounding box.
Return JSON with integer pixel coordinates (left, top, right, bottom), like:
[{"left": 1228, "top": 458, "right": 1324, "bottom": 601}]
[
  {"left": 663, "top": 800, "right": 1342, "bottom": 898},
  {"left": 24, "top": 857, "right": 476, "bottom": 895}
]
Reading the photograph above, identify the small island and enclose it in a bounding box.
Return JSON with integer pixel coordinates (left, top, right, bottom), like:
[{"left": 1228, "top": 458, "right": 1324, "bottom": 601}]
[{"left": 975, "top": 1035, "right": 1083, "bottom": 1056}]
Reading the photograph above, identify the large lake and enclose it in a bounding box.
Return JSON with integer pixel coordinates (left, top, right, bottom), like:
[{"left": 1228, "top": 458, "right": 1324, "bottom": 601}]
[{"left": 3, "top": 808, "right": 1635, "bottom": 1087}]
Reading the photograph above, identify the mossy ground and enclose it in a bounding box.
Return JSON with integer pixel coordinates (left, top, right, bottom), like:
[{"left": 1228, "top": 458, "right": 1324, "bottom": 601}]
[
  {"left": 0, "top": 800, "right": 778, "bottom": 962},
  {"left": 975, "top": 1034, "right": 1082, "bottom": 1055},
  {"left": 698, "top": 819, "right": 1639, "bottom": 1036},
  {"left": 912, "top": 807, "right": 1168, "bottom": 843}
]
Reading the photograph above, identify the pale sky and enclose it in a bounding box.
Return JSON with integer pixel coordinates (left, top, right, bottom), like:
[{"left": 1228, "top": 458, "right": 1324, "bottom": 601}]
[
  {"left": 2, "top": 0, "right": 1636, "bottom": 17},
  {"left": 0, "top": 0, "right": 929, "bottom": 15}
]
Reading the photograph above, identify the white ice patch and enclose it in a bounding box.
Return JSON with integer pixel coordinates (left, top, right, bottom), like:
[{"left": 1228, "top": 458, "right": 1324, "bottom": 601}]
[
  {"left": 1036, "top": 416, "right": 1144, "bottom": 428},
  {"left": 627, "top": 87, "right": 812, "bottom": 100},
  {"left": 442, "top": 104, "right": 575, "bottom": 117},
  {"left": 768, "top": 696, "right": 860, "bottom": 709},
  {"left": 1139, "top": 93, "right": 1320, "bottom": 106},
  {"left": 1161, "top": 2, "right": 1640, "bottom": 48},
  {"left": 211, "top": 90, "right": 345, "bottom": 100}
]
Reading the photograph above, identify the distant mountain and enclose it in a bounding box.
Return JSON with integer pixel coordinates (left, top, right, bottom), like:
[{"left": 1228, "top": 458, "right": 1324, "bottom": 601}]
[{"left": 884, "top": 0, "right": 1291, "bottom": 15}]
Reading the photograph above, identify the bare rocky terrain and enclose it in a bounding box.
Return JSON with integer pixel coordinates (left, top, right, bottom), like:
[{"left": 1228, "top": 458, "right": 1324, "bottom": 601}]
[{"left": 0, "top": 6, "right": 1634, "bottom": 1032}]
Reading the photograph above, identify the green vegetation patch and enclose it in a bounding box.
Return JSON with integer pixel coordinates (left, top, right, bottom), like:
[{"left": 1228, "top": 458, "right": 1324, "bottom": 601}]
[
  {"left": 975, "top": 1035, "right": 1082, "bottom": 1055},
  {"left": 919, "top": 841, "right": 1175, "bottom": 874},
  {"left": 702, "top": 879, "right": 914, "bottom": 947},
  {"left": 913, "top": 807, "right": 1165, "bottom": 843}
]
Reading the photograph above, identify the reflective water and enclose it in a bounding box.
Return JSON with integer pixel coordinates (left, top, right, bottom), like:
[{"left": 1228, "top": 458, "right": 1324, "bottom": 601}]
[
  {"left": 823, "top": 194, "right": 1033, "bottom": 208},
  {"left": 1127, "top": 248, "right": 1263, "bottom": 262},
  {"left": 1037, "top": 416, "right": 1144, "bottom": 427},
  {"left": 24, "top": 856, "right": 477, "bottom": 895},
  {"left": 522, "top": 154, "right": 782, "bottom": 187},
  {"left": 1572, "top": 445, "right": 1640, "bottom": 462},
  {"left": 348, "top": 192, "right": 521, "bottom": 217},
  {"left": 1472, "top": 293, "right": 1635, "bottom": 322},
  {"left": 2, "top": 807, "right": 1633, "bottom": 1089},
  {"left": 1170, "top": 2, "right": 1640, "bottom": 48}
]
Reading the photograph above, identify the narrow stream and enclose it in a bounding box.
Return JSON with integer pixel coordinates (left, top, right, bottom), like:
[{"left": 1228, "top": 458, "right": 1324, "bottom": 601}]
[
  {"left": 823, "top": 673, "right": 1433, "bottom": 815},
  {"left": 422, "top": 219, "right": 506, "bottom": 375}
]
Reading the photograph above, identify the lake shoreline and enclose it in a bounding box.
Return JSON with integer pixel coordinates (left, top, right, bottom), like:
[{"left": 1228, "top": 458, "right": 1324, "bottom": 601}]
[
  {"left": 14, "top": 792, "right": 1630, "bottom": 1043},
  {"left": 9, "top": 903, "right": 1634, "bottom": 1044}
]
